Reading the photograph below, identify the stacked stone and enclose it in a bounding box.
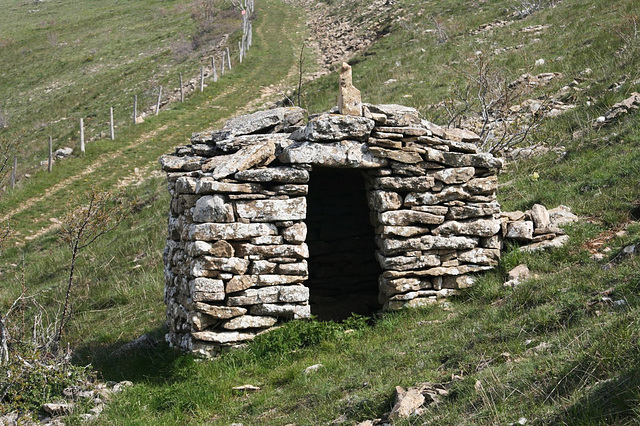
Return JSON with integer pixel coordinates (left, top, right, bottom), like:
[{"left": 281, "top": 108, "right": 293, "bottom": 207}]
[
  {"left": 160, "top": 104, "right": 504, "bottom": 356},
  {"left": 360, "top": 104, "right": 503, "bottom": 310},
  {"left": 502, "top": 204, "right": 577, "bottom": 252}
]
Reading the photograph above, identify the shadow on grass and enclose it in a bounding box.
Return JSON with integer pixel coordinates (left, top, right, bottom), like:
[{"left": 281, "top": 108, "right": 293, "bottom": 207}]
[{"left": 73, "top": 326, "right": 193, "bottom": 385}]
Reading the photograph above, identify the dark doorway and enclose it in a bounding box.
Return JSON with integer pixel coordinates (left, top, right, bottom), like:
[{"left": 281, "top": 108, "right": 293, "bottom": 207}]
[{"left": 305, "top": 167, "right": 382, "bottom": 320}]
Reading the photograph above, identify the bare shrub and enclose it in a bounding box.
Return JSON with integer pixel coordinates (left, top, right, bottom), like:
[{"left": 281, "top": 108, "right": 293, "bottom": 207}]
[
  {"left": 432, "top": 16, "right": 448, "bottom": 44},
  {"left": 512, "top": 0, "right": 555, "bottom": 18},
  {"left": 56, "top": 188, "right": 132, "bottom": 343},
  {"left": 436, "top": 56, "right": 545, "bottom": 154}
]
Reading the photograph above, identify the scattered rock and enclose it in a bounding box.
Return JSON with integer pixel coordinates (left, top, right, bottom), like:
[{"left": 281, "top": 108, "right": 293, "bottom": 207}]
[
  {"left": 232, "top": 385, "right": 261, "bottom": 393},
  {"left": 504, "top": 264, "right": 531, "bottom": 287},
  {"left": 304, "top": 363, "right": 324, "bottom": 374}
]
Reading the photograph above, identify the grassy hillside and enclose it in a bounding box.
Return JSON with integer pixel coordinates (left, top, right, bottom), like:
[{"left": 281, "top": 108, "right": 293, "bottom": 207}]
[{"left": 2, "top": 0, "right": 640, "bottom": 424}]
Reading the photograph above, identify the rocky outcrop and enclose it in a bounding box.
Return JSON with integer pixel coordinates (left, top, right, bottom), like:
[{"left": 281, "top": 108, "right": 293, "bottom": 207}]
[{"left": 160, "top": 102, "right": 504, "bottom": 356}]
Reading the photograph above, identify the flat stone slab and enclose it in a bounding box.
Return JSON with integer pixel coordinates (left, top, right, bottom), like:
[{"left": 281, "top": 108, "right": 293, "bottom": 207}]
[{"left": 279, "top": 140, "right": 388, "bottom": 168}]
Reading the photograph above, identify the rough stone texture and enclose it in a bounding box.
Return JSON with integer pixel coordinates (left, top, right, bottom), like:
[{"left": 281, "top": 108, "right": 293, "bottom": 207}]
[
  {"left": 160, "top": 102, "right": 503, "bottom": 356},
  {"left": 338, "top": 62, "right": 363, "bottom": 116}
]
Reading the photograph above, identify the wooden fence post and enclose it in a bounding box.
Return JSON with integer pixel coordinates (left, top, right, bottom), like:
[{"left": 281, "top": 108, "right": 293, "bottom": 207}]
[
  {"left": 48, "top": 136, "right": 53, "bottom": 172},
  {"left": 179, "top": 73, "right": 184, "bottom": 103},
  {"left": 226, "top": 47, "right": 232, "bottom": 70},
  {"left": 10, "top": 157, "right": 16, "bottom": 190},
  {"left": 200, "top": 66, "right": 204, "bottom": 92},
  {"left": 239, "top": 41, "right": 243, "bottom": 63},
  {"left": 156, "top": 86, "right": 163, "bottom": 115},
  {"left": 110, "top": 107, "right": 115, "bottom": 140},
  {"left": 212, "top": 57, "right": 218, "bottom": 82},
  {"left": 133, "top": 95, "right": 138, "bottom": 125},
  {"left": 80, "top": 118, "right": 85, "bottom": 153},
  {"left": 221, "top": 51, "right": 226, "bottom": 75}
]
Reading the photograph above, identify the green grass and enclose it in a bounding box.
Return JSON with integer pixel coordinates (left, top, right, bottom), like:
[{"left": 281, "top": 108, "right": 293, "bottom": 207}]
[{"left": 2, "top": 0, "right": 640, "bottom": 423}]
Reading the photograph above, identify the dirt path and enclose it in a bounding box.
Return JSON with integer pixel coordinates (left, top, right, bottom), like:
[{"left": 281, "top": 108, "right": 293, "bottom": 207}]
[{"left": 4, "top": 0, "right": 308, "bottom": 245}]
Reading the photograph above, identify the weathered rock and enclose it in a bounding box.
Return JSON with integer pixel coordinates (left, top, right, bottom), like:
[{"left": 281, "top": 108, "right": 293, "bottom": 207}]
[
  {"left": 431, "top": 167, "right": 475, "bottom": 184},
  {"left": 369, "top": 146, "right": 423, "bottom": 164},
  {"left": 376, "top": 253, "right": 441, "bottom": 271},
  {"left": 447, "top": 202, "right": 501, "bottom": 219},
  {"left": 196, "top": 178, "right": 263, "bottom": 194},
  {"left": 380, "top": 235, "right": 478, "bottom": 254},
  {"left": 226, "top": 275, "right": 256, "bottom": 293},
  {"left": 366, "top": 104, "right": 421, "bottom": 126},
  {"left": 367, "top": 190, "right": 403, "bottom": 211},
  {"left": 222, "top": 315, "right": 277, "bottom": 330},
  {"left": 190, "top": 278, "right": 225, "bottom": 302},
  {"left": 370, "top": 176, "right": 435, "bottom": 191},
  {"left": 194, "top": 303, "right": 247, "bottom": 319},
  {"left": 159, "top": 155, "right": 204, "bottom": 172},
  {"left": 378, "top": 210, "right": 445, "bottom": 226},
  {"left": 520, "top": 235, "right": 570, "bottom": 252},
  {"left": 221, "top": 107, "right": 306, "bottom": 135},
  {"left": 338, "top": 62, "right": 363, "bottom": 116},
  {"left": 211, "top": 142, "right": 276, "bottom": 180},
  {"left": 388, "top": 386, "right": 425, "bottom": 421},
  {"left": 548, "top": 205, "right": 579, "bottom": 226},
  {"left": 233, "top": 243, "right": 310, "bottom": 259},
  {"left": 379, "top": 225, "right": 430, "bottom": 237},
  {"left": 530, "top": 204, "right": 550, "bottom": 229},
  {"left": 191, "top": 256, "right": 250, "bottom": 276},
  {"left": 279, "top": 140, "right": 387, "bottom": 168},
  {"left": 187, "top": 222, "right": 278, "bottom": 241},
  {"left": 250, "top": 303, "right": 311, "bottom": 319},
  {"left": 193, "top": 195, "right": 234, "bottom": 223},
  {"left": 234, "top": 167, "right": 309, "bottom": 183},
  {"left": 249, "top": 260, "right": 277, "bottom": 274},
  {"left": 432, "top": 218, "right": 501, "bottom": 237},
  {"left": 295, "top": 114, "right": 374, "bottom": 142},
  {"left": 506, "top": 221, "right": 534, "bottom": 241},
  {"left": 458, "top": 248, "right": 500, "bottom": 265},
  {"left": 505, "top": 264, "right": 531, "bottom": 288},
  {"left": 282, "top": 222, "right": 307, "bottom": 243},
  {"left": 235, "top": 197, "right": 306, "bottom": 222},
  {"left": 191, "top": 330, "right": 256, "bottom": 343}
]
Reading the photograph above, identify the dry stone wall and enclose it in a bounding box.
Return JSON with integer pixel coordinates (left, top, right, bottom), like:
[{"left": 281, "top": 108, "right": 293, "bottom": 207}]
[{"left": 160, "top": 104, "right": 504, "bottom": 357}]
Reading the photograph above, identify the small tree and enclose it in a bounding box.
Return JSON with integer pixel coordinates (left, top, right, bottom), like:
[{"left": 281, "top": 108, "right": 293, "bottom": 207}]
[{"left": 55, "top": 188, "right": 130, "bottom": 343}]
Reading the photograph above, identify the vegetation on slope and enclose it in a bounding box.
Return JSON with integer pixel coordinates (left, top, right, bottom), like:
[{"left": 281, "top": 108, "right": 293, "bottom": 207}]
[{"left": 1, "top": 0, "right": 640, "bottom": 423}]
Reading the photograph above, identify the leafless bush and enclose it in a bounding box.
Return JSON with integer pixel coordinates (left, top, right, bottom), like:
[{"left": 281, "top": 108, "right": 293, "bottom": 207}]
[
  {"left": 438, "top": 56, "right": 545, "bottom": 154},
  {"left": 55, "top": 188, "right": 132, "bottom": 343},
  {"left": 171, "top": 37, "right": 194, "bottom": 62},
  {"left": 432, "top": 16, "right": 448, "bottom": 44},
  {"left": 512, "top": 0, "right": 554, "bottom": 18}
]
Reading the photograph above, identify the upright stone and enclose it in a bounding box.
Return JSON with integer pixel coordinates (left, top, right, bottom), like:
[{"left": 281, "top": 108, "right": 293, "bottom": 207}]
[{"left": 338, "top": 62, "right": 363, "bottom": 116}]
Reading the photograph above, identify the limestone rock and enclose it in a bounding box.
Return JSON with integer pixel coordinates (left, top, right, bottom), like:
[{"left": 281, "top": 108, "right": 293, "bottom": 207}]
[
  {"left": 194, "top": 303, "right": 247, "bottom": 319},
  {"left": 548, "top": 205, "right": 579, "bottom": 226},
  {"left": 367, "top": 190, "right": 403, "bottom": 211},
  {"left": 196, "top": 178, "right": 263, "bottom": 194},
  {"left": 378, "top": 209, "right": 445, "bottom": 226},
  {"left": 211, "top": 141, "right": 276, "bottom": 180},
  {"left": 520, "top": 235, "right": 570, "bottom": 252},
  {"left": 431, "top": 167, "right": 475, "bottom": 184},
  {"left": 187, "top": 222, "right": 278, "bottom": 241},
  {"left": 294, "top": 114, "right": 374, "bottom": 142},
  {"left": 432, "top": 218, "right": 501, "bottom": 237},
  {"left": 226, "top": 275, "right": 256, "bottom": 293},
  {"left": 191, "top": 256, "right": 250, "bottom": 276},
  {"left": 530, "top": 204, "right": 550, "bottom": 229},
  {"left": 338, "top": 62, "right": 363, "bottom": 116},
  {"left": 222, "top": 315, "right": 277, "bottom": 330},
  {"left": 234, "top": 167, "right": 309, "bottom": 183},
  {"left": 366, "top": 104, "right": 421, "bottom": 126},
  {"left": 191, "top": 330, "right": 256, "bottom": 343},
  {"left": 193, "top": 195, "right": 234, "bottom": 223},
  {"left": 279, "top": 140, "right": 387, "bottom": 168},
  {"left": 282, "top": 222, "right": 307, "bottom": 243},
  {"left": 369, "top": 146, "right": 423, "bottom": 164},
  {"left": 506, "top": 221, "right": 534, "bottom": 241},
  {"left": 447, "top": 202, "right": 501, "bottom": 220},
  {"left": 222, "top": 107, "right": 306, "bottom": 135},
  {"left": 250, "top": 303, "right": 311, "bottom": 319},
  {"left": 388, "top": 386, "right": 425, "bottom": 421},
  {"left": 159, "top": 155, "right": 203, "bottom": 172},
  {"left": 235, "top": 197, "right": 307, "bottom": 222}
]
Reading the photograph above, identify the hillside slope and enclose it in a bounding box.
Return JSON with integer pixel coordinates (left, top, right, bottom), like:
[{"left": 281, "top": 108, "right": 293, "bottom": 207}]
[{"left": 1, "top": 0, "right": 640, "bottom": 424}]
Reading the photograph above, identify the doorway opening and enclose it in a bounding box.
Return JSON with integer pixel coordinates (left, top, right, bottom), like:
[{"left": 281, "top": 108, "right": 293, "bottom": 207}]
[{"left": 305, "top": 167, "right": 382, "bottom": 320}]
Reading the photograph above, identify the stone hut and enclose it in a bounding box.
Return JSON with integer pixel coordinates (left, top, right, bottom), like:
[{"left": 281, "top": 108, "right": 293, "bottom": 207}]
[{"left": 160, "top": 100, "right": 504, "bottom": 357}]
